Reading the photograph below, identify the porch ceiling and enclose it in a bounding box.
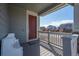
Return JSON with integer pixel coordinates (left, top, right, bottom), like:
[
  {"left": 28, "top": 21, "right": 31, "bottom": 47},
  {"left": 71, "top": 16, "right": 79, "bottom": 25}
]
[{"left": 11, "top": 3, "right": 62, "bottom": 15}]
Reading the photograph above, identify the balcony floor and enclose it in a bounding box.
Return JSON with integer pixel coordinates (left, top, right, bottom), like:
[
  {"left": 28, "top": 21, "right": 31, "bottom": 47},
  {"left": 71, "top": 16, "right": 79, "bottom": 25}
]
[
  {"left": 40, "top": 41, "right": 63, "bottom": 56},
  {"left": 40, "top": 46, "right": 55, "bottom": 56}
]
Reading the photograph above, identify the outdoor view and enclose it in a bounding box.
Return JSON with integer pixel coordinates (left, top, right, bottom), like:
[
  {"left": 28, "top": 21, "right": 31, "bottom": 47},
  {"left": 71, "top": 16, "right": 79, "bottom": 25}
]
[
  {"left": 40, "top": 5, "right": 73, "bottom": 33},
  {"left": 39, "top": 4, "right": 74, "bottom": 56}
]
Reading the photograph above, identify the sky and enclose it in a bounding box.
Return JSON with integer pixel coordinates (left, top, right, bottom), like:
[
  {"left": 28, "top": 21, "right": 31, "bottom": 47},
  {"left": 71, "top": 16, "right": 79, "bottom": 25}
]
[{"left": 40, "top": 5, "right": 74, "bottom": 27}]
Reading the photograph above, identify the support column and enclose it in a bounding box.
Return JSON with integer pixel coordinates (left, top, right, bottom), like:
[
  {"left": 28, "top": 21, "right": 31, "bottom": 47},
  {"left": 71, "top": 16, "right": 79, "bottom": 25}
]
[{"left": 62, "top": 34, "right": 78, "bottom": 56}]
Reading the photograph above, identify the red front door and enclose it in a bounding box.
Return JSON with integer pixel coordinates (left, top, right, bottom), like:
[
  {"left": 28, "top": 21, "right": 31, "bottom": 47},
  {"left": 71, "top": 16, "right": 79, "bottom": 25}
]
[{"left": 29, "top": 15, "right": 37, "bottom": 40}]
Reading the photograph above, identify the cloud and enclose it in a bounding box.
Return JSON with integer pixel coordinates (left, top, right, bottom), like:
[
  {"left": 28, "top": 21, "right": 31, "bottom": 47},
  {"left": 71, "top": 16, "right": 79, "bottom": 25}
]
[
  {"left": 40, "top": 25, "right": 49, "bottom": 28},
  {"left": 40, "top": 20, "right": 73, "bottom": 27}
]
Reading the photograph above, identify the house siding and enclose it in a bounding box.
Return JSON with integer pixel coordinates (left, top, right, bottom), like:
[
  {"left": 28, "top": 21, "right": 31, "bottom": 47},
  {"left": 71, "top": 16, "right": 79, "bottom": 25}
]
[
  {"left": 8, "top": 4, "right": 26, "bottom": 43},
  {"left": 0, "top": 4, "right": 9, "bottom": 40},
  {"left": 74, "top": 4, "right": 79, "bottom": 32}
]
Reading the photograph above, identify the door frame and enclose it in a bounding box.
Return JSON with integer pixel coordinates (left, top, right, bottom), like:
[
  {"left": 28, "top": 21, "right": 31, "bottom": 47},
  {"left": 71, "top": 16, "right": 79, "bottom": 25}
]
[{"left": 26, "top": 10, "right": 38, "bottom": 42}]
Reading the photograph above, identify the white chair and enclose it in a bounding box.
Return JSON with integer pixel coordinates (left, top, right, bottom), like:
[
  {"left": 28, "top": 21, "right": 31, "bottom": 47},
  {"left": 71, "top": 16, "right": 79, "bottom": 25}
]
[{"left": 1, "top": 33, "right": 23, "bottom": 56}]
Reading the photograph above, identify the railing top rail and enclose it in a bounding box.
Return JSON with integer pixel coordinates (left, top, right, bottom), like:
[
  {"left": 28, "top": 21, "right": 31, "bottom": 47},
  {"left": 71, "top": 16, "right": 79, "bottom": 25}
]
[{"left": 38, "top": 31, "right": 72, "bottom": 35}]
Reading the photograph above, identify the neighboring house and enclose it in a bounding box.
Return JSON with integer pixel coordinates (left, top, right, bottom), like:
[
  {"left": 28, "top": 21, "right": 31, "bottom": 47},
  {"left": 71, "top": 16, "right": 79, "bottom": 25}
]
[
  {"left": 58, "top": 23, "right": 73, "bottom": 32},
  {"left": 47, "top": 25, "right": 57, "bottom": 31}
]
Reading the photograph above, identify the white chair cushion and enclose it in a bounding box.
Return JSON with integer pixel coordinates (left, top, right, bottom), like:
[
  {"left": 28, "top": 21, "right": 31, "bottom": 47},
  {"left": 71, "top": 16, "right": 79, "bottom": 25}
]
[
  {"left": 6, "top": 33, "right": 15, "bottom": 39},
  {"left": 13, "top": 39, "right": 21, "bottom": 48},
  {"left": 1, "top": 33, "right": 23, "bottom": 56}
]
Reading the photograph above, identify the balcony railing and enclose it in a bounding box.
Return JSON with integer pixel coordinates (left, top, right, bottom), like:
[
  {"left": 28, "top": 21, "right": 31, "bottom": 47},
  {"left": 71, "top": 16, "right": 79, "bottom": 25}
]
[{"left": 39, "top": 31, "right": 72, "bottom": 55}]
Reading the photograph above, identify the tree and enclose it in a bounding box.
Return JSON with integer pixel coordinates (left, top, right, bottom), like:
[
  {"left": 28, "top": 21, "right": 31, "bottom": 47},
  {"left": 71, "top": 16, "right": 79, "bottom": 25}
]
[{"left": 40, "top": 27, "right": 46, "bottom": 31}]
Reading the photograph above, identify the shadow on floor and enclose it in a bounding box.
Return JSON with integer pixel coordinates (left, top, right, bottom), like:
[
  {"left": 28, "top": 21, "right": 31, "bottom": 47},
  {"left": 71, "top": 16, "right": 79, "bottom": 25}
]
[{"left": 40, "top": 41, "right": 62, "bottom": 56}]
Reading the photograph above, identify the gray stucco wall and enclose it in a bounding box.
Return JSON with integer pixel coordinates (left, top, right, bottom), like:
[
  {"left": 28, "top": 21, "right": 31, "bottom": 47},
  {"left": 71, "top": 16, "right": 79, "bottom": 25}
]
[
  {"left": 0, "top": 4, "right": 9, "bottom": 40},
  {"left": 8, "top": 4, "right": 26, "bottom": 43}
]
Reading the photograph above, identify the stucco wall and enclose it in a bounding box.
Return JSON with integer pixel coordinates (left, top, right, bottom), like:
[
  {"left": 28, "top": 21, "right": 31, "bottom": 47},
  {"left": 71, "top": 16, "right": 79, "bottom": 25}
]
[
  {"left": 8, "top": 4, "right": 26, "bottom": 43},
  {"left": 0, "top": 4, "right": 9, "bottom": 40}
]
